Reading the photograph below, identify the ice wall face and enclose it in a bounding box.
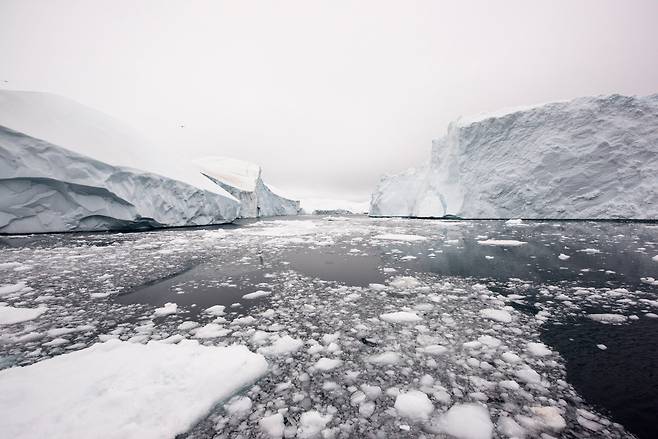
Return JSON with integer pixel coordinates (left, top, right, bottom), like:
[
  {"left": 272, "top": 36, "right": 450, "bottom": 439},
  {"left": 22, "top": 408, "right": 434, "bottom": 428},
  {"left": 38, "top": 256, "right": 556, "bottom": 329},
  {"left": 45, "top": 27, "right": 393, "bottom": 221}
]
[
  {"left": 371, "top": 94, "right": 658, "bottom": 219},
  {"left": 0, "top": 127, "right": 240, "bottom": 233},
  {"left": 196, "top": 157, "right": 300, "bottom": 218}
]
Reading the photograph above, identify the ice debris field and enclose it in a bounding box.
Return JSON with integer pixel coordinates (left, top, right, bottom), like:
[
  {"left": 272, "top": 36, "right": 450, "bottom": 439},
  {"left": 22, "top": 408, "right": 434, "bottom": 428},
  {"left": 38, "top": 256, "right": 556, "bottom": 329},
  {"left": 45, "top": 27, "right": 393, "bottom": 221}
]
[{"left": 1, "top": 216, "right": 657, "bottom": 438}]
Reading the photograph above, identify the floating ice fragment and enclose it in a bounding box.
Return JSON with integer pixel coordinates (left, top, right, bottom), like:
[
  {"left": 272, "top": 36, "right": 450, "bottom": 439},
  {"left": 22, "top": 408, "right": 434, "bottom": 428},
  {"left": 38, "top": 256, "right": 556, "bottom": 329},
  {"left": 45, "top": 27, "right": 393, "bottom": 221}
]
[
  {"left": 0, "top": 282, "right": 28, "bottom": 297},
  {"left": 479, "top": 308, "right": 513, "bottom": 323},
  {"left": 192, "top": 323, "right": 230, "bottom": 339},
  {"left": 242, "top": 290, "right": 271, "bottom": 300},
  {"left": 203, "top": 305, "right": 225, "bottom": 316},
  {"left": 259, "top": 336, "right": 304, "bottom": 356},
  {"left": 0, "top": 305, "right": 48, "bottom": 325},
  {"left": 515, "top": 367, "right": 542, "bottom": 384},
  {"left": 526, "top": 342, "right": 552, "bottom": 357},
  {"left": 477, "top": 240, "right": 526, "bottom": 247},
  {"left": 418, "top": 345, "right": 448, "bottom": 355},
  {"left": 558, "top": 253, "right": 571, "bottom": 260},
  {"left": 373, "top": 234, "right": 428, "bottom": 242},
  {"left": 225, "top": 396, "right": 252, "bottom": 419},
  {"left": 231, "top": 316, "right": 257, "bottom": 325},
  {"left": 153, "top": 302, "right": 177, "bottom": 317},
  {"left": 367, "top": 351, "right": 401, "bottom": 365},
  {"left": 380, "top": 311, "right": 422, "bottom": 323},
  {"left": 435, "top": 403, "right": 493, "bottom": 439},
  {"left": 394, "top": 390, "right": 434, "bottom": 421},
  {"left": 587, "top": 314, "right": 627, "bottom": 324},
  {"left": 314, "top": 357, "right": 342, "bottom": 371},
  {"left": 259, "top": 413, "right": 285, "bottom": 439},
  {"left": 531, "top": 406, "right": 567, "bottom": 432},
  {"left": 297, "top": 411, "right": 332, "bottom": 439},
  {"left": 389, "top": 276, "right": 421, "bottom": 289}
]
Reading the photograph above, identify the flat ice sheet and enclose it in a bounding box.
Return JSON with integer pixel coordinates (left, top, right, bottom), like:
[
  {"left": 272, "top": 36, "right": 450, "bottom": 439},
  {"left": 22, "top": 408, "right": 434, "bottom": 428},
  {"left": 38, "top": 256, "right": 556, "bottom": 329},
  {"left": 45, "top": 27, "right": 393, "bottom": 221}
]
[{"left": 0, "top": 339, "right": 268, "bottom": 439}]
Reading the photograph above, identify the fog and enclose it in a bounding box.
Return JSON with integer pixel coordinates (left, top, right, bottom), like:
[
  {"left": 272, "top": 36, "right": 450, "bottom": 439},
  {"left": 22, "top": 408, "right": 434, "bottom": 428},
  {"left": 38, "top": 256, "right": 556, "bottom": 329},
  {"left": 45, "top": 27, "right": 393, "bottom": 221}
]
[{"left": 1, "top": 0, "right": 657, "bottom": 201}]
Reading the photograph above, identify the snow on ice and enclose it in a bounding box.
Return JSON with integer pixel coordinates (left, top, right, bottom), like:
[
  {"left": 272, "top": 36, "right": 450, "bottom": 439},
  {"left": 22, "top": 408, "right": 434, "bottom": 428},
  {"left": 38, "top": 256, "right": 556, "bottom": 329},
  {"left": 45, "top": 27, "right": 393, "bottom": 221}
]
[{"left": 0, "top": 339, "right": 267, "bottom": 439}]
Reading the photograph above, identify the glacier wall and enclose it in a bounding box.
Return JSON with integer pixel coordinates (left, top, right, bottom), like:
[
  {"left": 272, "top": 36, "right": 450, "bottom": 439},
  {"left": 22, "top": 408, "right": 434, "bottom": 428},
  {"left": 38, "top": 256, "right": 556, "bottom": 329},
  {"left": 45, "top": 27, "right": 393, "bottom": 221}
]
[
  {"left": 0, "top": 126, "right": 240, "bottom": 234},
  {"left": 371, "top": 94, "right": 658, "bottom": 219}
]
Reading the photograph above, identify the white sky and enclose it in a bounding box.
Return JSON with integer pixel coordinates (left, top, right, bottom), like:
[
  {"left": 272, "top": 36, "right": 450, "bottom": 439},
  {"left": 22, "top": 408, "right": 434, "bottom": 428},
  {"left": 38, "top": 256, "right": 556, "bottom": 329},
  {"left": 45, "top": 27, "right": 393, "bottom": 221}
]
[{"left": 1, "top": 0, "right": 657, "bottom": 201}]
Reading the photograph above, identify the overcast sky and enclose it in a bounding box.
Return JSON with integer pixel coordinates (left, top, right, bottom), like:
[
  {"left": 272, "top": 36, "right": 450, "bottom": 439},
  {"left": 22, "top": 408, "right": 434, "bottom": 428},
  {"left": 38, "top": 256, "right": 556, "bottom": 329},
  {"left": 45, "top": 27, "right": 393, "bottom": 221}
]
[{"left": 1, "top": 0, "right": 657, "bottom": 200}]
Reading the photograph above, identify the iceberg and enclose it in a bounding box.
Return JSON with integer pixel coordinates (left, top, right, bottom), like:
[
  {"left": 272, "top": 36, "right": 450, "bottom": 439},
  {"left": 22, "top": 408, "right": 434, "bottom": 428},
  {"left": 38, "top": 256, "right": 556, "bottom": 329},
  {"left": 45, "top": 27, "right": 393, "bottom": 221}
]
[
  {"left": 370, "top": 94, "right": 658, "bottom": 219},
  {"left": 0, "top": 126, "right": 240, "bottom": 233},
  {"left": 196, "top": 156, "right": 300, "bottom": 218}
]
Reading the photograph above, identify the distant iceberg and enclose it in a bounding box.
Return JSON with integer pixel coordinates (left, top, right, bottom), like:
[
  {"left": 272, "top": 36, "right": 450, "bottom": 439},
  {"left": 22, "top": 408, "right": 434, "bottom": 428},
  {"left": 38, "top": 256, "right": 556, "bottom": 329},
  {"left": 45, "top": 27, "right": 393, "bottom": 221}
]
[
  {"left": 195, "top": 156, "right": 300, "bottom": 218},
  {"left": 371, "top": 94, "right": 658, "bottom": 219}
]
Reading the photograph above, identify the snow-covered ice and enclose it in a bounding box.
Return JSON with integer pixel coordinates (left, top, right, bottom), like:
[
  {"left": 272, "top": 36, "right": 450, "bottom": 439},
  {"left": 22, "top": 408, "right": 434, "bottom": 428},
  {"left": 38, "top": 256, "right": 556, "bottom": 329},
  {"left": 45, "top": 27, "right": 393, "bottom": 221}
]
[
  {"left": 0, "top": 305, "right": 48, "bottom": 325},
  {"left": 0, "top": 339, "right": 267, "bottom": 439}
]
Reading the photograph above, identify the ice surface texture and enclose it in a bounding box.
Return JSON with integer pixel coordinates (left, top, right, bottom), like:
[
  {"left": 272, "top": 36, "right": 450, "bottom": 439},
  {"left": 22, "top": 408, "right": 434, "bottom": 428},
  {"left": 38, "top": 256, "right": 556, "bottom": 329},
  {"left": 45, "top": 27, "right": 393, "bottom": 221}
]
[
  {"left": 370, "top": 94, "right": 658, "bottom": 219},
  {"left": 0, "top": 339, "right": 267, "bottom": 439},
  {"left": 0, "top": 126, "right": 240, "bottom": 233}
]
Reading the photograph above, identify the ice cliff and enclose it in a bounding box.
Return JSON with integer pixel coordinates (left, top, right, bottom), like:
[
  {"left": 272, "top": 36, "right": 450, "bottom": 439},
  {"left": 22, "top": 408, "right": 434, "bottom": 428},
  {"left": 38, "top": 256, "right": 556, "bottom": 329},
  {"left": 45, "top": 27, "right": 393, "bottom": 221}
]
[
  {"left": 370, "top": 94, "right": 658, "bottom": 219},
  {"left": 0, "top": 90, "right": 300, "bottom": 233},
  {"left": 196, "top": 157, "right": 300, "bottom": 218},
  {"left": 0, "top": 126, "right": 240, "bottom": 233}
]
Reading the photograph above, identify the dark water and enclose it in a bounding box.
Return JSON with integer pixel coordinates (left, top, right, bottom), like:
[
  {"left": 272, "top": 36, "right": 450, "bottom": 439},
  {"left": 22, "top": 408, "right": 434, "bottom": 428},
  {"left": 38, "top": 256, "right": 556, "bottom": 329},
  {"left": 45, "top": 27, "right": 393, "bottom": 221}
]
[
  {"left": 115, "top": 263, "right": 274, "bottom": 317},
  {"left": 542, "top": 318, "right": 658, "bottom": 439},
  {"left": 284, "top": 249, "right": 385, "bottom": 287}
]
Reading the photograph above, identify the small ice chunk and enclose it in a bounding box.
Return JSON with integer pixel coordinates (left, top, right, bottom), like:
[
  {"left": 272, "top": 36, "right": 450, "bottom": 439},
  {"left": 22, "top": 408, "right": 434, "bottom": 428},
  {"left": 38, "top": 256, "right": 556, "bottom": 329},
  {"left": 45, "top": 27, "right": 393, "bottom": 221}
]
[
  {"left": 526, "top": 342, "right": 552, "bottom": 357},
  {"left": 587, "top": 314, "right": 627, "bottom": 324},
  {"left": 366, "top": 351, "right": 401, "bottom": 365},
  {"left": 259, "top": 413, "right": 285, "bottom": 439},
  {"left": 596, "top": 344, "right": 607, "bottom": 350},
  {"left": 389, "top": 276, "right": 421, "bottom": 289},
  {"left": 203, "top": 305, "right": 225, "bottom": 316},
  {"left": 394, "top": 390, "right": 434, "bottom": 421},
  {"left": 531, "top": 406, "right": 566, "bottom": 432},
  {"left": 225, "top": 396, "right": 252, "bottom": 419},
  {"left": 515, "top": 366, "right": 541, "bottom": 384},
  {"left": 418, "top": 345, "right": 448, "bottom": 355},
  {"left": 497, "top": 416, "right": 526, "bottom": 438},
  {"left": 478, "top": 335, "right": 501, "bottom": 348},
  {"left": 177, "top": 321, "right": 199, "bottom": 331},
  {"left": 314, "top": 358, "right": 342, "bottom": 371},
  {"left": 380, "top": 311, "right": 422, "bottom": 323},
  {"left": 153, "top": 303, "right": 177, "bottom": 317},
  {"left": 297, "top": 410, "right": 332, "bottom": 439},
  {"left": 259, "top": 336, "right": 304, "bottom": 356},
  {"left": 436, "top": 403, "right": 493, "bottom": 439},
  {"left": 231, "top": 316, "right": 257, "bottom": 326},
  {"left": 558, "top": 253, "right": 571, "bottom": 261},
  {"left": 242, "top": 290, "right": 271, "bottom": 300},
  {"left": 192, "top": 323, "right": 229, "bottom": 339},
  {"left": 477, "top": 240, "right": 526, "bottom": 247},
  {"left": 373, "top": 234, "right": 427, "bottom": 242},
  {"left": 479, "top": 309, "right": 512, "bottom": 323}
]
